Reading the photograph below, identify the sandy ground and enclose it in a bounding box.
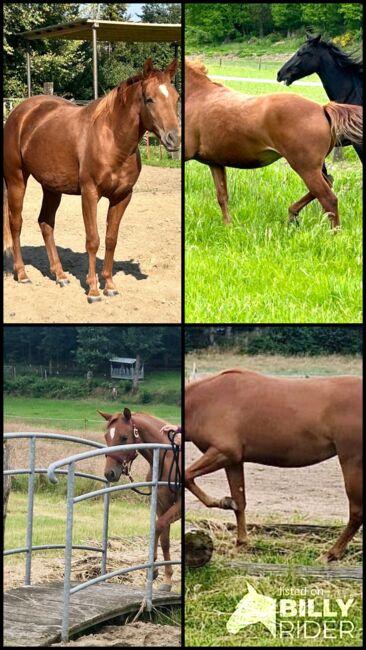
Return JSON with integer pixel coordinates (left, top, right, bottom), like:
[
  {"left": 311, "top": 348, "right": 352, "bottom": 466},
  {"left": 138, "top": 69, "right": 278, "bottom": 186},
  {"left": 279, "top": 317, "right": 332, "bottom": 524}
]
[
  {"left": 4, "top": 166, "right": 181, "bottom": 323},
  {"left": 52, "top": 622, "right": 181, "bottom": 647}
]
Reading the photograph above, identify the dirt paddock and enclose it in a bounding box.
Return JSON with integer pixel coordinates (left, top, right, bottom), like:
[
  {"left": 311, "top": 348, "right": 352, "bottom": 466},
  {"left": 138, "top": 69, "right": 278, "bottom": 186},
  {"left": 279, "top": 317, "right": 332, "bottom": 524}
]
[{"left": 4, "top": 166, "right": 181, "bottom": 323}]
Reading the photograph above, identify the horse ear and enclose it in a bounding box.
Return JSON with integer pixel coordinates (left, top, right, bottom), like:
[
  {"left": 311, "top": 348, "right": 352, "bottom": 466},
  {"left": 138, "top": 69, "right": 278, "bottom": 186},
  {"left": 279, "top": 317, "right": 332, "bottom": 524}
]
[
  {"left": 98, "top": 410, "right": 112, "bottom": 421},
  {"left": 306, "top": 32, "right": 321, "bottom": 44},
  {"left": 123, "top": 407, "right": 132, "bottom": 421},
  {"left": 143, "top": 58, "right": 154, "bottom": 78},
  {"left": 165, "top": 58, "right": 178, "bottom": 80}
]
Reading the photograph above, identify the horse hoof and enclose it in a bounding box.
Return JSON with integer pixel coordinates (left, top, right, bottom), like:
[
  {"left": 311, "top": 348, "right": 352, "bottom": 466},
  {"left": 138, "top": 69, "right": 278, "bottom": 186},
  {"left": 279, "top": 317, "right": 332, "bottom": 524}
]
[
  {"left": 56, "top": 278, "right": 70, "bottom": 287},
  {"left": 87, "top": 294, "right": 102, "bottom": 304},
  {"left": 18, "top": 277, "right": 32, "bottom": 284},
  {"left": 220, "top": 496, "right": 238, "bottom": 510},
  {"left": 152, "top": 568, "right": 159, "bottom": 580},
  {"left": 103, "top": 288, "right": 119, "bottom": 297},
  {"left": 158, "top": 583, "right": 172, "bottom": 592}
]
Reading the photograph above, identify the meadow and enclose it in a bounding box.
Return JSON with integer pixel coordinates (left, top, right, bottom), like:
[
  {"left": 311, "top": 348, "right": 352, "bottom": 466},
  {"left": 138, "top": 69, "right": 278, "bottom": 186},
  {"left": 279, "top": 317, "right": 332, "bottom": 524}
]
[{"left": 185, "top": 59, "right": 362, "bottom": 323}]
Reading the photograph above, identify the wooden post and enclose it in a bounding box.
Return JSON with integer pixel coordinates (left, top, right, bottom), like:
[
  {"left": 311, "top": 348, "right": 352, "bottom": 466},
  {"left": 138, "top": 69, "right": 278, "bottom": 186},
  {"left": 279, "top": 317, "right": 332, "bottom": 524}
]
[
  {"left": 43, "top": 82, "right": 54, "bottom": 95},
  {"left": 3, "top": 443, "right": 11, "bottom": 541}
]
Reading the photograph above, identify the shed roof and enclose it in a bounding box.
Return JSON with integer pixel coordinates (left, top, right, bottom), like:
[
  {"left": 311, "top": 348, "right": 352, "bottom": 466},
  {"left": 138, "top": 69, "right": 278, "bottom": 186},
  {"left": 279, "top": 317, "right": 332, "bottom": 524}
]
[
  {"left": 17, "top": 19, "right": 181, "bottom": 43},
  {"left": 109, "top": 357, "right": 137, "bottom": 364}
]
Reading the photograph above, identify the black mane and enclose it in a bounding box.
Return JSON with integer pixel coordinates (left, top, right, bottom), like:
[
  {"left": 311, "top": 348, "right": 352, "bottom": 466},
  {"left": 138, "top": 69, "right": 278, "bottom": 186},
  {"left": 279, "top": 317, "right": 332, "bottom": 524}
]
[{"left": 321, "top": 38, "right": 363, "bottom": 77}]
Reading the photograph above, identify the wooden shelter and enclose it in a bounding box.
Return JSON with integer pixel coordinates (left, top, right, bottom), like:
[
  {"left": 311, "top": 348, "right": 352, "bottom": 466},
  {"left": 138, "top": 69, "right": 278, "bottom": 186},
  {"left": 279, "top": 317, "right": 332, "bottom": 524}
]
[
  {"left": 109, "top": 357, "right": 144, "bottom": 381},
  {"left": 16, "top": 19, "right": 181, "bottom": 99}
]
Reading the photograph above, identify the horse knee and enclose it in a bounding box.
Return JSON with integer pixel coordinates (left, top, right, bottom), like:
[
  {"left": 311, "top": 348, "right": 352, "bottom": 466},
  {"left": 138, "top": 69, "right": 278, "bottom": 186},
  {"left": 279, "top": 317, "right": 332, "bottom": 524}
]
[{"left": 85, "top": 235, "right": 100, "bottom": 254}]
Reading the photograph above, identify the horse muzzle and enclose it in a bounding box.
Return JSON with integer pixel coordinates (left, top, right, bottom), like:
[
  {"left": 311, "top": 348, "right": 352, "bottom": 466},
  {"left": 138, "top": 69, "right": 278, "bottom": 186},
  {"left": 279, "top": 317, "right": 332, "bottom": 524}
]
[{"left": 161, "top": 128, "right": 181, "bottom": 152}]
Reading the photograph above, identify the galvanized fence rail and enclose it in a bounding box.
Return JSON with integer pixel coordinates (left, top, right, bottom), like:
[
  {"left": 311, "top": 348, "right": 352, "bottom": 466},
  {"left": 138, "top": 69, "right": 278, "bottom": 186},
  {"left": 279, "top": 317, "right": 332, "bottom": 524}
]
[{"left": 4, "top": 432, "right": 181, "bottom": 642}]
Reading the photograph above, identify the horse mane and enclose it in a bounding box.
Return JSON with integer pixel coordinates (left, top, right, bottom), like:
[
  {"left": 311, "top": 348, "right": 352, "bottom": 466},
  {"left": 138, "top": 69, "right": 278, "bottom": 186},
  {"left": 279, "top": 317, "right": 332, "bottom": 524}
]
[
  {"left": 185, "top": 59, "right": 225, "bottom": 88},
  {"left": 320, "top": 38, "right": 363, "bottom": 77},
  {"left": 91, "top": 66, "right": 164, "bottom": 123}
]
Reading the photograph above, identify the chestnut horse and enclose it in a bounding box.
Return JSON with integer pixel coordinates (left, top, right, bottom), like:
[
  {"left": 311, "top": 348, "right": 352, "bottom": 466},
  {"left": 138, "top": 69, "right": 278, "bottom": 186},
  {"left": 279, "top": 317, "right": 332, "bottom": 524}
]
[
  {"left": 185, "top": 369, "right": 362, "bottom": 561},
  {"left": 185, "top": 60, "right": 362, "bottom": 228},
  {"left": 4, "top": 59, "right": 180, "bottom": 302},
  {"left": 98, "top": 407, "right": 181, "bottom": 591}
]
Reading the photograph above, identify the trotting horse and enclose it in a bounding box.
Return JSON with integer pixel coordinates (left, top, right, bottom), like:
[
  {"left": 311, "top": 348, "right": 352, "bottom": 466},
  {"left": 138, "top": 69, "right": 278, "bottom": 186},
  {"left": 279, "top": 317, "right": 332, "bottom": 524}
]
[
  {"left": 98, "top": 407, "right": 181, "bottom": 591},
  {"left": 185, "top": 60, "right": 362, "bottom": 228},
  {"left": 4, "top": 59, "right": 180, "bottom": 302},
  {"left": 277, "top": 33, "right": 363, "bottom": 162},
  {"left": 185, "top": 369, "right": 362, "bottom": 561}
]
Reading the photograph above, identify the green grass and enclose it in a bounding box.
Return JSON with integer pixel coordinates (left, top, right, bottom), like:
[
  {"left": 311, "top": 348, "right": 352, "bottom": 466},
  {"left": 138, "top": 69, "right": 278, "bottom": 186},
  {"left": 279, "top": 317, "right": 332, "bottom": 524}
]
[
  {"left": 185, "top": 517, "right": 362, "bottom": 646},
  {"left": 185, "top": 69, "right": 362, "bottom": 324},
  {"left": 140, "top": 144, "right": 181, "bottom": 168},
  {"left": 4, "top": 395, "right": 181, "bottom": 432},
  {"left": 4, "top": 492, "right": 180, "bottom": 560}
]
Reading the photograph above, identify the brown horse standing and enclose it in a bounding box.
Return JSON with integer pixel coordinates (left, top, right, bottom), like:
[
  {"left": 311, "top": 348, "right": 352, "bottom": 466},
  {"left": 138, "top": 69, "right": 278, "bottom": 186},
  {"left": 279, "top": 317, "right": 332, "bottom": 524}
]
[
  {"left": 185, "top": 60, "right": 362, "bottom": 228},
  {"left": 185, "top": 369, "right": 362, "bottom": 561},
  {"left": 4, "top": 59, "right": 180, "bottom": 302},
  {"left": 99, "top": 408, "right": 181, "bottom": 591}
]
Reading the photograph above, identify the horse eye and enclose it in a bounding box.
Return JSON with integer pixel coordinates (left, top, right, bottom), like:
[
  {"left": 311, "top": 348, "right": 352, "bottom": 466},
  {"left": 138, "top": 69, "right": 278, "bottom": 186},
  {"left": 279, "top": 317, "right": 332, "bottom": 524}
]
[{"left": 144, "top": 96, "right": 154, "bottom": 104}]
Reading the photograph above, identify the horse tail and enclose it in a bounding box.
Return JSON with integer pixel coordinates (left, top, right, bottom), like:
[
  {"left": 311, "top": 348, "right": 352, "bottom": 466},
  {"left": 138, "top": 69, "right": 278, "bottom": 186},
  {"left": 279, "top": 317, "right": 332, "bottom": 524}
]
[
  {"left": 3, "top": 179, "right": 13, "bottom": 254},
  {"left": 323, "top": 102, "right": 363, "bottom": 146}
]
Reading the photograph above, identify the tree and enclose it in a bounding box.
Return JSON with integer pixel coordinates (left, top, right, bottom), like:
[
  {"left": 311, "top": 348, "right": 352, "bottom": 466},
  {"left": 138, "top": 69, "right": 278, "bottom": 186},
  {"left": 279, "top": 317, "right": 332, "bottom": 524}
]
[{"left": 272, "top": 4, "right": 303, "bottom": 36}]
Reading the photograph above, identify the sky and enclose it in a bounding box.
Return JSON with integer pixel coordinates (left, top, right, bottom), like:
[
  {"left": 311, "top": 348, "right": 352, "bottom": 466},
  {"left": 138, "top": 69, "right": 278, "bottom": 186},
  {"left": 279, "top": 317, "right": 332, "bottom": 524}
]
[{"left": 128, "top": 3, "right": 144, "bottom": 21}]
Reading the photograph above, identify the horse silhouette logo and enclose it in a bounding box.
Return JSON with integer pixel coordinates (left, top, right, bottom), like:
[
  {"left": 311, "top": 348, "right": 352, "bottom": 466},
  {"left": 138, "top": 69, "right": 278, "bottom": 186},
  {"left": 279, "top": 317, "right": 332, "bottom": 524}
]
[{"left": 227, "top": 582, "right": 276, "bottom": 637}]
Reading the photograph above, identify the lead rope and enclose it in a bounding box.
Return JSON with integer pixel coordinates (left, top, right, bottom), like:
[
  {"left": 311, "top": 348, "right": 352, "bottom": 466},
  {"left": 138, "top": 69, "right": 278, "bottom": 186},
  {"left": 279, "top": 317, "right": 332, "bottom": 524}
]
[{"left": 126, "top": 429, "right": 181, "bottom": 498}]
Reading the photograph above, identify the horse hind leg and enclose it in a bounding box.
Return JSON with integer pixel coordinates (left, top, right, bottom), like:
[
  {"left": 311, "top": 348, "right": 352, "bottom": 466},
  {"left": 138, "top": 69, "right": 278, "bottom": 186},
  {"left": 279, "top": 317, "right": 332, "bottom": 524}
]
[
  {"left": 158, "top": 525, "right": 174, "bottom": 592},
  {"left": 6, "top": 172, "right": 30, "bottom": 282},
  {"left": 288, "top": 166, "right": 333, "bottom": 224},
  {"left": 295, "top": 168, "right": 340, "bottom": 229},
  {"left": 38, "top": 189, "right": 69, "bottom": 286},
  {"left": 323, "top": 458, "right": 362, "bottom": 561}
]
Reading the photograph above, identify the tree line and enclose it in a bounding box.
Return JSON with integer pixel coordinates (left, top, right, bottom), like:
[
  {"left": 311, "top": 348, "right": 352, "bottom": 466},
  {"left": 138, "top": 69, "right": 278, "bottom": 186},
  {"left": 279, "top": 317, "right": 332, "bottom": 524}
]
[
  {"left": 185, "top": 326, "right": 362, "bottom": 356},
  {"left": 4, "top": 326, "right": 182, "bottom": 374},
  {"left": 4, "top": 3, "right": 181, "bottom": 98},
  {"left": 186, "top": 3, "right": 362, "bottom": 45}
]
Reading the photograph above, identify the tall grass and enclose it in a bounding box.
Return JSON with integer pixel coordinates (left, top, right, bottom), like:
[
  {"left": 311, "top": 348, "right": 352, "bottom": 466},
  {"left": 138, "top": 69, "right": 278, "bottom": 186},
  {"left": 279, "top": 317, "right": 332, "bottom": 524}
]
[{"left": 185, "top": 70, "right": 362, "bottom": 324}]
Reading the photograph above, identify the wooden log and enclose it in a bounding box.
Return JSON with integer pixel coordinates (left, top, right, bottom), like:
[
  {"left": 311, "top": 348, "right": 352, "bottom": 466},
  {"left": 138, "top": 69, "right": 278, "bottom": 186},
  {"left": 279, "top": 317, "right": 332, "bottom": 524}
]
[
  {"left": 223, "top": 561, "right": 362, "bottom": 581},
  {"left": 185, "top": 528, "right": 214, "bottom": 568}
]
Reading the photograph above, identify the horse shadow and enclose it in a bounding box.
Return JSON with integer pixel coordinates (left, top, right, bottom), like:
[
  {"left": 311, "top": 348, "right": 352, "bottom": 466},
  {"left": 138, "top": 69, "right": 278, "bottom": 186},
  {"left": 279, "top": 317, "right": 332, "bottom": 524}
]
[{"left": 4, "top": 246, "right": 148, "bottom": 294}]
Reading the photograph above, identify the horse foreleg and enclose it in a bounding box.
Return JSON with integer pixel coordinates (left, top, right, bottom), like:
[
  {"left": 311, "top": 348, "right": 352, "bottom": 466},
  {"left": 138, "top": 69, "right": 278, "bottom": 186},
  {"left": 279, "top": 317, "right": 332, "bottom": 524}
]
[
  {"left": 81, "top": 186, "right": 101, "bottom": 302},
  {"left": 154, "top": 499, "right": 181, "bottom": 592},
  {"left": 6, "top": 172, "right": 30, "bottom": 282},
  {"left": 225, "top": 463, "right": 248, "bottom": 548},
  {"left": 209, "top": 164, "right": 232, "bottom": 224},
  {"left": 102, "top": 192, "right": 132, "bottom": 296},
  {"left": 185, "top": 447, "right": 238, "bottom": 511},
  {"left": 323, "top": 458, "right": 362, "bottom": 561},
  {"left": 38, "top": 189, "right": 69, "bottom": 286}
]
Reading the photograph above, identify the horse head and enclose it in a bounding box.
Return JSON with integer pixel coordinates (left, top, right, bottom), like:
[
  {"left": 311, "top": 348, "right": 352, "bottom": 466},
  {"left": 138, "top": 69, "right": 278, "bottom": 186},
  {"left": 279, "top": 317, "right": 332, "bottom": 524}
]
[
  {"left": 98, "top": 407, "right": 139, "bottom": 482},
  {"left": 277, "top": 33, "right": 322, "bottom": 85}
]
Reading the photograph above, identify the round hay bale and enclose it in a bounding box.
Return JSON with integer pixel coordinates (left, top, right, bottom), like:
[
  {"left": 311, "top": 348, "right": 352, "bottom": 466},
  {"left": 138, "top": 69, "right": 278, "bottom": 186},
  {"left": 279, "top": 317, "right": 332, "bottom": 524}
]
[{"left": 185, "top": 528, "right": 214, "bottom": 568}]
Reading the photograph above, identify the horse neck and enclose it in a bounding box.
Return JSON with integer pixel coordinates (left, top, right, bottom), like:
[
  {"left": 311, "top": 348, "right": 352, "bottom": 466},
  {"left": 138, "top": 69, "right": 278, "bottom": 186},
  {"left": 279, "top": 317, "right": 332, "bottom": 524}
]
[
  {"left": 108, "top": 84, "right": 143, "bottom": 156},
  {"left": 318, "top": 51, "right": 357, "bottom": 103},
  {"left": 133, "top": 413, "right": 167, "bottom": 466}
]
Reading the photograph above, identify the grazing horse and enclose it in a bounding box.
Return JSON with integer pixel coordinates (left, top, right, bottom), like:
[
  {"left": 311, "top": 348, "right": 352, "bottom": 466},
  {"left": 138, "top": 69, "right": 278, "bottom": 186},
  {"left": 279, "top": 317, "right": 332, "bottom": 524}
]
[
  {"left": 185, "top": 369, "right": 362, "bottom": 561},
  {"left": 277, "top": 33, "right": 363, "bottom": 162},
  {"left": 4, "top": 59, "right": 180, "bottom": 302},
  {"left": 99, "top": 407, "right": 181, "bottom": 591},
  {"left": 185, "top": 60, "right": 362, "bottom": 228}
]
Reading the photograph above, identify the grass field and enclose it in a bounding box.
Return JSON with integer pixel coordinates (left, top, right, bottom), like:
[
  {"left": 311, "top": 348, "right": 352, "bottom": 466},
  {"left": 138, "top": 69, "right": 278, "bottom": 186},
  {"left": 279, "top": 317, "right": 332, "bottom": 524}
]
[
  {"left": 185, "top": 61, "right": 362, "bottom": 324},
  {"left": 185, "top": 520, "right": 362, "bottom": 647}
]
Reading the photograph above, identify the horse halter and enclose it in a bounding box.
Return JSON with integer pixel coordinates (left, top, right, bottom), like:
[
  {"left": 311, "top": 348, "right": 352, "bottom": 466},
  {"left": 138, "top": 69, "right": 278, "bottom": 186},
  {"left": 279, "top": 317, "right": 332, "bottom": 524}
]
[{"left": 105, "top": 420, "right": 140, "bottom": 473}]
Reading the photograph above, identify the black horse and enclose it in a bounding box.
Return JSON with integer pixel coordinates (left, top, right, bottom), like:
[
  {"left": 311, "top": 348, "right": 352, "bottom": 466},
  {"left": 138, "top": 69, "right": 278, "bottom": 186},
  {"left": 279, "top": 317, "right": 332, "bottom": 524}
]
[{"left": 277, "top": 33, "right": 363, "bottom": 162}]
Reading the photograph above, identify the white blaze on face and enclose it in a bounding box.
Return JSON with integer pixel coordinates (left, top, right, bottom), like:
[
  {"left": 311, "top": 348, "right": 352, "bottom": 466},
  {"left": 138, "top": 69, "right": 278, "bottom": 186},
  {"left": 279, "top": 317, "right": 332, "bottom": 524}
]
[
  {"left": 159, "top": 84, "right": 169, "bottom": 98},
  {"left": 110, "top": 427, "right": 116, "bottom": 440}
]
